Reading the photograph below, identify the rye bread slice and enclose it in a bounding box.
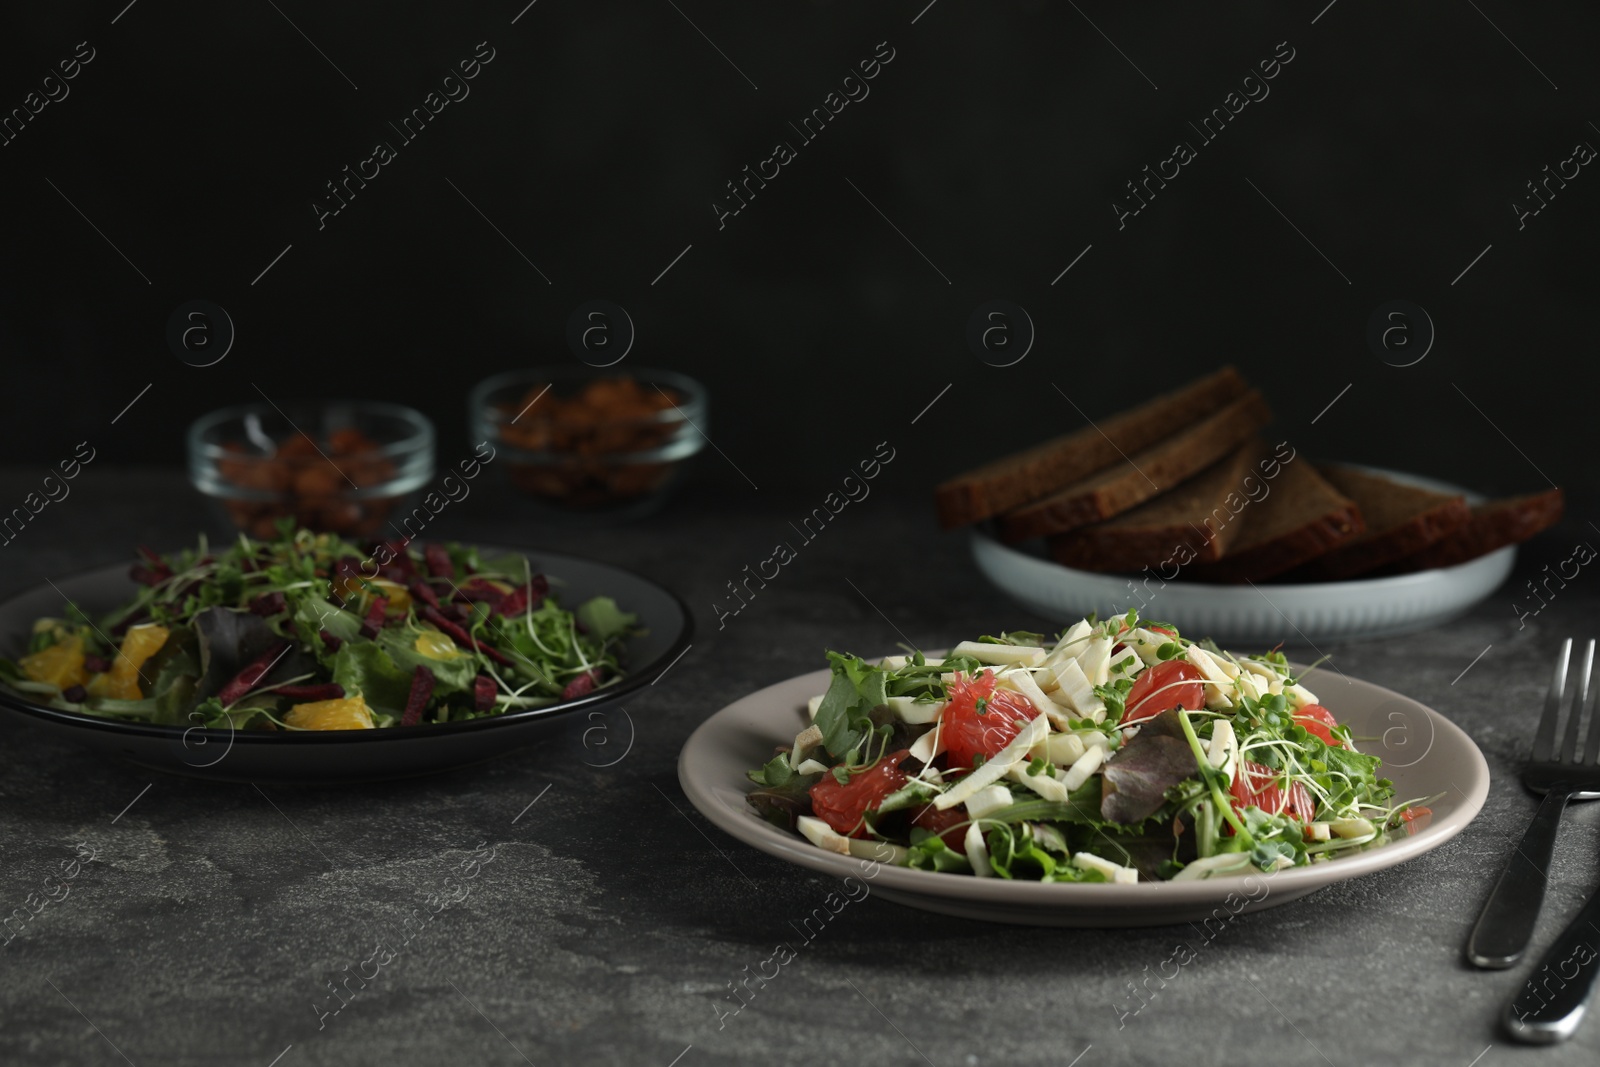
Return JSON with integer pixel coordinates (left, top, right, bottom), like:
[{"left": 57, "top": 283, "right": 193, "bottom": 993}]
[
  {"left": 934, "top": 366, "right": 1250, "bottom": 529},
  {"left": 1277, "top": 466, "right": 1471, "bottom": 582},
  {"left": 1180, "top": 456, "right": 1364, "bottom": 583},
  {"left": 1046, "top": 439, "right": 1268, "bottom": 571},
  {"left": 1388, "top": 488, "right": 1565, "bottom": 571},
  {"left": 995, "top": 389, "right": 1273, "bottom": 542}
]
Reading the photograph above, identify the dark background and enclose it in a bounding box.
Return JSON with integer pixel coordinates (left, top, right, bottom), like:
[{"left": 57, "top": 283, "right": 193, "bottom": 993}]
[{"left": 0, "top": 1, "right": 1589, "bottom": 513}]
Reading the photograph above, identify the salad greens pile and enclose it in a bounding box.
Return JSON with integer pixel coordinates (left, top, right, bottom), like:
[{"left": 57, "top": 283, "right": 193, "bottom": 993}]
[
  {"left": 748, "top": 611, "right": 1426, "bottom": 883},
  {"left": 1, "top": 525, "right": 640, "bottom": 731}
]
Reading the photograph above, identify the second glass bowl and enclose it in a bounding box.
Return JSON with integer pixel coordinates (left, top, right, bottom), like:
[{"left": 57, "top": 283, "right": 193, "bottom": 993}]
[{"left": 469, "top": 367, "right": 707, "bottom": 516}]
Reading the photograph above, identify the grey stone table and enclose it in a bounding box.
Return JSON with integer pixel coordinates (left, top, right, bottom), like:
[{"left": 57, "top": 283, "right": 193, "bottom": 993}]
[{"left": 0, "top": 468, "right": 1596, "bottom": 1067}]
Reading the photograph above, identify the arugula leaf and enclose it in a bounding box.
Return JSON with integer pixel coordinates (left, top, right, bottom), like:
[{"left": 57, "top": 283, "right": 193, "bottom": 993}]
[
  {"left": 874, "top": 778, "right": 941, "bottom": 815},
  {"left": 884, "top": 651, "right": 981, "bottom": 700},
  {"left": 813, "top": 652, "right": 889, "bottom": 761},
  {"left": 979, "top": 631, "right": 1046, "bottom": 646},
  {"left": 1250, "top": 839, "right": 1299, "bottom": 870},
  {"left": 747, "top": 753, "right": 795, "bottom": 788},
  {"left": 907, "top": 830, "right": 972, "bottom": 872},
  {"left": 981, "top": 777, "right": 1109, "bottom": 828},
  {"left": 1031, "top": 821, "right": 1070, "bottom": 854},
  {"left": 184, "top": 696, "right": 228, "bottom": 726},
  {"left": 986, "top": 823, "right": 1070, "bottom": 880}
]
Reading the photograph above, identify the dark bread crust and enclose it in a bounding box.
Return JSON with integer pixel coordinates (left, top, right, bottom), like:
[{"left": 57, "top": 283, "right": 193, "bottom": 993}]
[
  {"left": 1046, "top": 439, "right": 1267, "bottom": 571},
  {"left": 1280, "top": 466, "right": 1471, "bottom": 582},
  {"left": 1389, "top": 489, "right": 1565, "bottom": 571},
  {"left": 1180, "top": 458, "right": 1365, "bottom": 583},
  {"left": 933, "top": 367, "right": 1249, "bottom": 529},
  {"left": 995, "top": 390, "right": 1272, "bottom": 542}
]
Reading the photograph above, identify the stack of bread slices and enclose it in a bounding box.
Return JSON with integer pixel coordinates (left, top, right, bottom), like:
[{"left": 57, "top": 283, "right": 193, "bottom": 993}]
[{"left": 935, "top": 367, "right": 1563, "bottom": 583}]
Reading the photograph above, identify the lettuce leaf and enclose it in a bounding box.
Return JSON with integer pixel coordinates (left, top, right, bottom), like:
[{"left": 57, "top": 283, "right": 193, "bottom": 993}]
[
  {"left": 332, "top": 642, "right": 417, "bottom": 716},
  {"left": 292, "top": 596, "right": 361, "bottom": 645},
  {"left": 576, "top": 596, "right": 638, "bottom": 641},
  {"left": 745, "top": 771, "right": 820, "bottom": 830},
  {"left": 374, "top": 628, "right": 476, "bottom": 693},
  {"left": 1100, "top": 709, "right": 1200, "bottom": 824}
]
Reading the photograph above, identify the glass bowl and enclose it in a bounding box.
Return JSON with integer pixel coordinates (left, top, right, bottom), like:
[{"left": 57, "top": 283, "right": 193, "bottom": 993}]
[
  {"left": 469, "top": 366, "right": 707, "bottom": 517},
  {"left": 188, "top": 401, "right": 435, "bottom": 539}
]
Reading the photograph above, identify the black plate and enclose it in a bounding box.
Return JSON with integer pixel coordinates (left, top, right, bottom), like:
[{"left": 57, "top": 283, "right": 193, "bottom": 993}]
[{"left": 0, "top": 546, "right": 692, "bottom": 783}]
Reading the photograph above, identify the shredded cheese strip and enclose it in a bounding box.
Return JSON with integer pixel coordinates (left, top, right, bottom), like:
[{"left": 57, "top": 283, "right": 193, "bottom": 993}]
[{"left": 934, "top": 714, "right": 1050, "bottom": 810}]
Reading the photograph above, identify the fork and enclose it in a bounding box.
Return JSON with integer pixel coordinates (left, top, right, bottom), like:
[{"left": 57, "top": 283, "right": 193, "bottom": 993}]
[{"left": 1467, "top": 638, "right": 1600, "bottom": 969}]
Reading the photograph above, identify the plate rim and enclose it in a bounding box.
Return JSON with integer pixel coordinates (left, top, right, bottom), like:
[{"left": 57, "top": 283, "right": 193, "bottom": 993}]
[
  {"left": 0, "top": 544, "right": 693, "bottom": 745},
  {"left": 678, "top": 662, "right": 1491, "bottom": 907}
]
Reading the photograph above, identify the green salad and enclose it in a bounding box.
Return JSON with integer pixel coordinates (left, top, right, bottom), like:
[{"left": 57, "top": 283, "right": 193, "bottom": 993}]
[
  {"left": 1, "top": 526, "right": 640, "bottom": 731},
  {"left": 747, "top": 611, "right": 1430, "bottom": 882}
]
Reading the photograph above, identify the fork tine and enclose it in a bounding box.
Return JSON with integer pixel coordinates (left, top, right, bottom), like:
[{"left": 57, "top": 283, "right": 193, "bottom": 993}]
[
  {"left": 1561, "top": 639, "right": 1594, "bottom": 762},
  {"left": 1585, "top": 643, "right": 1600, "bottom": 766},
  {"left": 1532, "top": 638, "right": 1572, "bottom": 763}
]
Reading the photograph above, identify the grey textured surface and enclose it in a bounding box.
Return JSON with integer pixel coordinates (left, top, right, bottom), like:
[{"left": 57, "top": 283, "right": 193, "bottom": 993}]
[{"left": 0, "top": 467, "right": 1596, "bottom": 1067}]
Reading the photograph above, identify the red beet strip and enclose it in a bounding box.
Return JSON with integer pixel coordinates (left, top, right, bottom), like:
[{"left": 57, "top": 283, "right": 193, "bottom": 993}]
[
  {"left": 249, "top": 591, "right": 288, "bottom": 617},
  {"left": 360, "top": 596, "right": 389, "bottom": 639},
  {"left": 369, "top": 540, "right": 415, "bottom": 579},
  {"left": 561, "top": 668, "right": 602, "bottom": 701},
  {"left": 456, "top": 578, "right": 505, "bottom": 609},
  {"left": 424, "top": 543, "right": 454, "bottom": 579},
  {"left": 217, "top": 640, "right": 292, "bottom": 706},
  {"left": 269, "top": 682, "right": 346, "bottom": 701},
  {"left": 494, "top": 575, "right": 548, "bottom": 619},
  {"left": 129, "top": 560, "right": 171, "bottom": 586},
  {"left": 473, "top": 674, "right": 496, "bottom": 712},
  {"left": 420, "top": 606, "right": 514, "bottom": 667},
  {"left": 407, "top": 579, "right": 441, "bottom": 610},
  {"left": 401, "top": 665, "right": 436, "bottom": 726},
  {"left": 319, "top": 630, "right": 343, "bottom": 652}
]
